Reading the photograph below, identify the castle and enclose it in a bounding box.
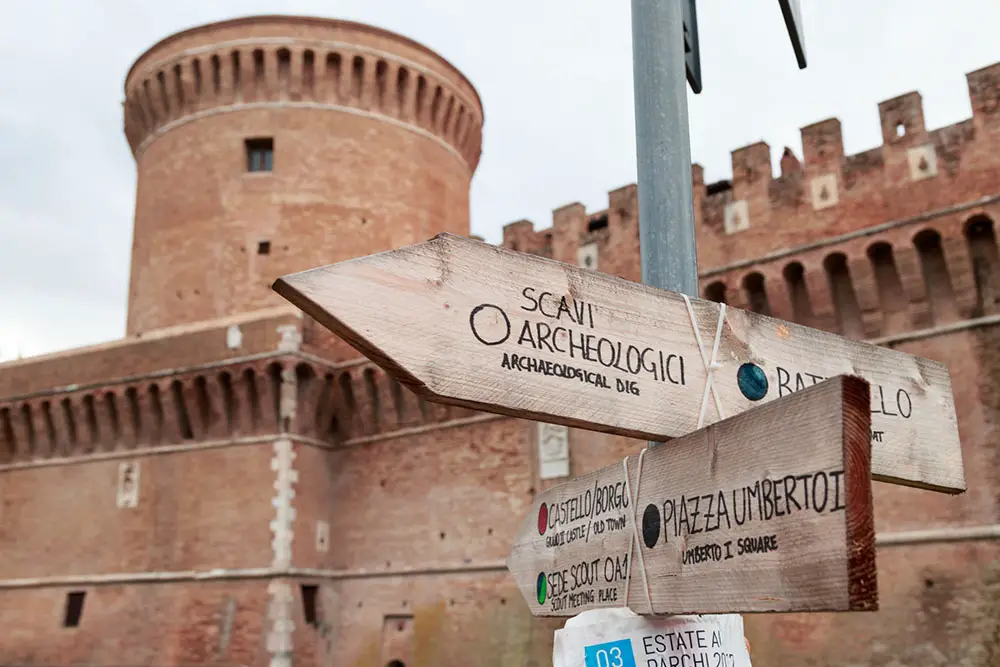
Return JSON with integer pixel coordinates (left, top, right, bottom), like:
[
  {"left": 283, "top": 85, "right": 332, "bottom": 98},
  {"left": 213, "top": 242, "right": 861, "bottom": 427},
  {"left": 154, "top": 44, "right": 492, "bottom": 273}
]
[{"left": 1, "top": 14, "right": 998, "bottom": 667}]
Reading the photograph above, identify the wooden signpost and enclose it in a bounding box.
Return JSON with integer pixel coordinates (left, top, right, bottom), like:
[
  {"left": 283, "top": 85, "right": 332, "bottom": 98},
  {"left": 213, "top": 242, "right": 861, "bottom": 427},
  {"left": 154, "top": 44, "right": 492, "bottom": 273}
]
[
  {"left": 506, "top": 375, "right": 875, "bottom": 616},
  {"left": 273, "top": 232, "right": 965, "bottom": 494}
]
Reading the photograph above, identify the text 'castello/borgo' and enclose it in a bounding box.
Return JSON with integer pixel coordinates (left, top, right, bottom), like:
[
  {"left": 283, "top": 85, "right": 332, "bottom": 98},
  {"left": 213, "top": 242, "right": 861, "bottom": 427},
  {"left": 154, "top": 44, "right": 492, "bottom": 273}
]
[{"left": 0, "top": 13, "right": 998, "bottom": 667}]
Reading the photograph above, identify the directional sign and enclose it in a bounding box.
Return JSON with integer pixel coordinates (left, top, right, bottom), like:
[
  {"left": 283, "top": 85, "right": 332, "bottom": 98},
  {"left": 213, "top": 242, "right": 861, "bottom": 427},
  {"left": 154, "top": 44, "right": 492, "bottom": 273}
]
[
  {"left": 507, "top": 375, "right": 877, "bottom": 616},
  {"left": 272, "top": 233, "right": 965, "bottom": 494}
]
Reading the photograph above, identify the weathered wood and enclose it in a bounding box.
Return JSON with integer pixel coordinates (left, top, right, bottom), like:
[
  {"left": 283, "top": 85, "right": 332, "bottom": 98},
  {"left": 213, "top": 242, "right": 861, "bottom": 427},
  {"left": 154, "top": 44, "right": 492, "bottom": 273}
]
[
  {"left": 273, "top": 232, "right": 965, "bottom": 493},
  {"left": 506, "top": 375, "right": 877, "bottom": 616}
]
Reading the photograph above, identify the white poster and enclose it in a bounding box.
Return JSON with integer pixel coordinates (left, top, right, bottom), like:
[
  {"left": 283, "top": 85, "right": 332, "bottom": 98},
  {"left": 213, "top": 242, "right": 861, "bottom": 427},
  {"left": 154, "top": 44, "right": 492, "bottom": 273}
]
[{"left": 554, "top": 609, "right": 751, "bottom": 667}]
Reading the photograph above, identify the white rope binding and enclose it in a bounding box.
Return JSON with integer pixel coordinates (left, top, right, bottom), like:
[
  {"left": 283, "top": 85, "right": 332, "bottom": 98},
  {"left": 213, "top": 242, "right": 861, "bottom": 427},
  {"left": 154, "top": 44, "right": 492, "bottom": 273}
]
[
  {"left": 620, "top": 297, "right": 730, "bottom": 615},
  {"left": 682, "top": 295, "right": 728, "bottom": 428}
]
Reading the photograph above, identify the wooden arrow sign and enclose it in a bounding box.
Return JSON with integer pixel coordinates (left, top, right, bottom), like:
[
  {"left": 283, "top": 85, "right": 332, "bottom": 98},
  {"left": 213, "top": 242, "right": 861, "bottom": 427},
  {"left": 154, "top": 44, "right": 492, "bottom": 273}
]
[
  {"left": 507, "top": 375, "right": 877, "bottom": 616},
  {"left": 272, "top": 233, "right": 965, "bottom": 493}
]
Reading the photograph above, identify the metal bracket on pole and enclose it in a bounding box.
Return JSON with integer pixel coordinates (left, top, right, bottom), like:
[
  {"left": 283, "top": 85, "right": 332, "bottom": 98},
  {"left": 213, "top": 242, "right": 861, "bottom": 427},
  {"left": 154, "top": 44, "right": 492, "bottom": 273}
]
[{"left": 683, "top": 0, "right": 702, "bottom": 94}]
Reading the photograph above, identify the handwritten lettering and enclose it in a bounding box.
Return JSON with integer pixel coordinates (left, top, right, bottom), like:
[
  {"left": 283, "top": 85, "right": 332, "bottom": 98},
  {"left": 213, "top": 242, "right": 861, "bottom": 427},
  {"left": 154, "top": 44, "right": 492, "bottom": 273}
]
[
  {"left": 502, "top": 352, "right": 612, "bottom": 389},
  {"left": 777, "top": 366, "right": 912, "bottom": 419},
  {"left": 653, "top": 469, "right": 845, "bottom": 546},
  {"left": 546, "top": 480, "right": 629, "bottom": 533},
  {"left": 469, "top": 294, "right": 688, "bottom": 388},
  {"left": 547, "top": 554, "right": 629, "bottom": 612}
]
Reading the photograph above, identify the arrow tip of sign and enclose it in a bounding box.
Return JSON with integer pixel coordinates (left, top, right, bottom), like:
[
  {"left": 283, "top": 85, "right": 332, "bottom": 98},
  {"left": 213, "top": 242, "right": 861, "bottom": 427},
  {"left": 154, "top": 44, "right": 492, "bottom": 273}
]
[{"left": 272, "top": 275, "right": 308, "bottom": 312}]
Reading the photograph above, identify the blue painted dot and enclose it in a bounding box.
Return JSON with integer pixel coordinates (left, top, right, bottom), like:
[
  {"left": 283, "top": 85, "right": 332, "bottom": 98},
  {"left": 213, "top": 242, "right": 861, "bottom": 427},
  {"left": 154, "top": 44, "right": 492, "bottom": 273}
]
[{"left": 737, "top": 363, "right": 768, "bottom": 401}]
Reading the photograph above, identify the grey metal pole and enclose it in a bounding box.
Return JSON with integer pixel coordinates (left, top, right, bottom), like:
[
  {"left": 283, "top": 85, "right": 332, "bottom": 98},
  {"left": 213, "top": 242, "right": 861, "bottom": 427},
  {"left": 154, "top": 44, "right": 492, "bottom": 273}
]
[
  {"left": 632, "top": 0, "right": 698, "bottom": 451},
  {"left": 631, "top": 0, "right": 698, "bottom": 297}
]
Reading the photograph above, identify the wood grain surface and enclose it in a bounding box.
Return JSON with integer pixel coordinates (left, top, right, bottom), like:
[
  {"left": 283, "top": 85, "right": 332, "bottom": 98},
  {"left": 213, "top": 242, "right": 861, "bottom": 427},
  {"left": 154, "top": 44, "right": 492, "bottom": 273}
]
[
  {"left": 273, "top": 232, "right": 965, "bottom": 493},
  {"left": 504, "top": 376, "right": 877, "bottom": 616}
]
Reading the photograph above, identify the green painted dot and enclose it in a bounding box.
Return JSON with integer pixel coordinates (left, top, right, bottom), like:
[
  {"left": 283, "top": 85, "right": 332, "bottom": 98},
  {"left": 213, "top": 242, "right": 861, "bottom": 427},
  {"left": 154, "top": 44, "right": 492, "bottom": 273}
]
[
  {"left": 737, "top": 362, "right": 768, "bottom": 401},
  {"left": 536, "top": 572, "right": 547, "bottom": 605}
]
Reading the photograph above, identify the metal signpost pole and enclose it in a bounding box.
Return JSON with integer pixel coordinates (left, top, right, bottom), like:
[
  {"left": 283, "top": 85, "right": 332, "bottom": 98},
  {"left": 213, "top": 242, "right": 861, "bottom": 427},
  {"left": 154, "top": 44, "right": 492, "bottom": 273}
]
[
  {"left": 631, "top": 0, "right": 698, "bottom": 454},
  {"left": 631, "top": 0, "right": 698, "bottom": 297}
]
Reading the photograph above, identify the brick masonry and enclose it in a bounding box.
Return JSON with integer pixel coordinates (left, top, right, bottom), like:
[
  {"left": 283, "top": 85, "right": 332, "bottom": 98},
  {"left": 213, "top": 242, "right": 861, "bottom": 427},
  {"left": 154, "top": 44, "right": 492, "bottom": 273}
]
[{"left": 0, "top": 13, "right": 998, "bottom": 667}]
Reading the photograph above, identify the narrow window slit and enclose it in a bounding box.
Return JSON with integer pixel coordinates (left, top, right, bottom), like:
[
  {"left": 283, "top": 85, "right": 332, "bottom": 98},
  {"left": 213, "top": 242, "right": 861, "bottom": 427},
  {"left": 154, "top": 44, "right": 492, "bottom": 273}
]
[{"left": 170, "top": 381, "right": 194, "bottom": 440}]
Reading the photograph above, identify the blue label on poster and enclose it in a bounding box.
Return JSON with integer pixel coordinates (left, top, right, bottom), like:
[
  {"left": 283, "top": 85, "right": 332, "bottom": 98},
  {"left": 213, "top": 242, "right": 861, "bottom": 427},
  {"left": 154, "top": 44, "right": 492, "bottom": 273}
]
[{"left": 585, "top": 639, "right": 636, "bottom": 667}]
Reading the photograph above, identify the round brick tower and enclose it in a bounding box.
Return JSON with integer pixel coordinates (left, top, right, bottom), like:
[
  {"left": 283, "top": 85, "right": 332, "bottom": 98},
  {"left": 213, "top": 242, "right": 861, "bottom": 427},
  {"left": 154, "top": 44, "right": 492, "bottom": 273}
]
[{"left": 122, "top": 15, "right": 484, "bottom": 335}]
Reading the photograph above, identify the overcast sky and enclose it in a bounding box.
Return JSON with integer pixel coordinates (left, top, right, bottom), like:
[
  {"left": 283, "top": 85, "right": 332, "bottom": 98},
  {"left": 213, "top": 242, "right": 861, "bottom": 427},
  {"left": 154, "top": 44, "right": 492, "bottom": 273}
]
[{"left": 1, "top": 0, "right": 998, "bottom": 361}]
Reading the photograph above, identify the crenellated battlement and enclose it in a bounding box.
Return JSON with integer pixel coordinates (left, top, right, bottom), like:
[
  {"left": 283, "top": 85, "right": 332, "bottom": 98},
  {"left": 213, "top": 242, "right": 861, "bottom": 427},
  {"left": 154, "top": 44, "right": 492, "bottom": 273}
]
[
  {"left": 123, "top": 16, "right": 484, "bottom": 169},
  {"left": 694, "top": 62, "right": 1000, "bottom": 267},
  {"left": 500, "top": 188, "right": 1000, "bottom": 345},
  {"left": 500, "top": 60, "right": 1000, "bottom": 341}
]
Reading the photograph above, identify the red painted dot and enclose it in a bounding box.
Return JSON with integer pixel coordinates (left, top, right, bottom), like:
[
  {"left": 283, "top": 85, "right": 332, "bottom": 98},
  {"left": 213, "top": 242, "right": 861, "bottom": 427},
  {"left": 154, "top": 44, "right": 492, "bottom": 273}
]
[{"left": 537, "top": 503, "right": 548, "bottom": 535}]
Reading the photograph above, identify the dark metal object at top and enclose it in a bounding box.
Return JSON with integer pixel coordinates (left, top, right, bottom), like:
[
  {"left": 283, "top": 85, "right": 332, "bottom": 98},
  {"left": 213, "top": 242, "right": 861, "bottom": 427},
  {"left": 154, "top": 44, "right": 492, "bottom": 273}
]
[
  {"left": 682, "top": 0, "right": 702, "bottom": 93},
  {"left": 779, "top": 0, "right": 807, "bottom": 69}
]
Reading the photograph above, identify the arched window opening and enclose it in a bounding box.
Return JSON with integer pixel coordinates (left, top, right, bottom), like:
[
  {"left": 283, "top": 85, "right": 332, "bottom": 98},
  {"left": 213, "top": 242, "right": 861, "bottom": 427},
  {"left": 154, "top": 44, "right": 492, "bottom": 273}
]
[
  {"left": 61, "top": 397, "right": 79, "bottom": 448},
  {"left": 339, "top": 372, "right": 357, "bottom": 422},
  {"left": 252, "top": 49, "right": 266, "bottom": 99},
  {"left": 210, "top": 55, "right": 222, "bottom": 95},
  {"left": 104, "top": 391, "right": 122, "bottom": 445},
  {"left": 351, "top": 55, "right": 365, "bottom": 102},
  {"left": 314, "top": 374, "right": 335, "bottom": 438},
  {"left": 276, "top": 48, "right": 292, "bottom": 98},
  {"left": 148, "top": 385, "right": 164, "bottom": 445},
  {"left": 866, "top": 242, "right": 908, "bottom": 334},
  {"left": 782, "top": 262, "right": 815, "bottom": 326},
  {"left": 142, "top": 80, "right": 157, "bottom": 125},
  {"left": 430, "top": 85, "right": 444, "bottom": 130},
  {"left": 325, "top": 53, "right": 342, "bottom": 102},
  {"left": 243, "top": 369, "right": 261, "bottom": 432},
  {"left": 390, "top": 378, "right": 406, "bottom": 427},
  {"left": 415, "top": 75, "right": 428, "bottom": 125},
  {"left": 453, "top": 105, "right": 466, "bottom": 141},
  {"left": 442, "top": 95, "right": 456, "bottom": 134},
  {"left": 703, "top": 281, "right": 727, "bottom": 304},
  {"left": 913, "top": 228, "right": 957, "bottom": 325},
  {"left": 192, "top": 58, "right": 203, "bottom": 98},
  {"left": 302, "top": 50, "right": 316, "bottom": 97},
  {"left": 823, "top": 253, "right": 863, "bottom": 338},
  {"left": 21, "top": 404, "right": 36, "bottom": 455},
  {"left": 194, "top": 376, "right": 214, "bottom": 433},
  {"left": 363, "top": 368, "right": 381, "bottom": 429},
  {"left": 0, "top": 408, "right": 14, "bottom": 462},
  {"left": 742, "top": 272, "right": 770, "bottom": 316},
  {"left": 170, "top": 381, "right": 194, "bottom": 441},
  {"left": 219, "top": 372, "right": 237, "bottom": 435},
  {"left": 965, "top": 215, "right": 1000, "bottom": 316},
  {"left": 230, "top": 51, "right": 242, "bottom": 100},
  {"left": 125, "top": 387, "right": 142, "bottom": 445},
  {"left": 172, "top": 64, "right": 185, "bottom": 111},
  {"left": 375, "top": 60, "right": 389, "bottom": 109},
  {"left": 82, "top": 394, "right": 99, "bottom": 447},
  {"left": 156, "top": 71, "right": 170, "bottom": 116},
  {"left": 267, "top": 363, "right": 284, "bottom": 431},
  {"left": 42, "top": 401, "right": 57, "bottom": 453},
  {"left": 395, "top": 67, "right": 409, "bottom": 116}
]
